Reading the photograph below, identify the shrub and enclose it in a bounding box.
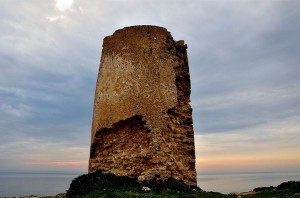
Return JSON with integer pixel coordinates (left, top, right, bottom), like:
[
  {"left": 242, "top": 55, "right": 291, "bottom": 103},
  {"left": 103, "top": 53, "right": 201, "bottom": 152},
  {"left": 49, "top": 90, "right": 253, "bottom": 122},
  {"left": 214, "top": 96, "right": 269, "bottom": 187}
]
[{"left": 66, "top": 170, "right": 199, "bottom": 197}]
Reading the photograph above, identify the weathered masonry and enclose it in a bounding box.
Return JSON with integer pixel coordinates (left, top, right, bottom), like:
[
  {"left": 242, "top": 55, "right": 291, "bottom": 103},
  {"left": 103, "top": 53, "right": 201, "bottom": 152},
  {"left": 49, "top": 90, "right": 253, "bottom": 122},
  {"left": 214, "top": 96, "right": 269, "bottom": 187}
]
[{"left": 89, "top": 25, "right": 197, "bottom": 186}]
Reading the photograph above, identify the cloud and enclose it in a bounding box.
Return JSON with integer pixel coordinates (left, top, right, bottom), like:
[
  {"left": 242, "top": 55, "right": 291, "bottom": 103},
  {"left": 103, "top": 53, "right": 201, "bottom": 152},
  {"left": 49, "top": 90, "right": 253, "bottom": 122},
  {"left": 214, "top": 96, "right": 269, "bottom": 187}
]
[
  {"left": 187, "top": 1, "right": 300, "bottom": 133},
  {"left": 0, "top": 135, "right": 89, "bottom": 171},
  {"left": 192, "top": 83, "right": 300, "bottom": 133},
  {"left": 55, "top": 0, "right": 74, "bottom": 12},
  {"left": 0, "top": 0, "right": 299, "bottom": 173},
  {"left": 195, "top": 115, "right": 300, "bottom": 172},
  {"left": 46, "top": 15, "right": 66, "bottom": 22}
]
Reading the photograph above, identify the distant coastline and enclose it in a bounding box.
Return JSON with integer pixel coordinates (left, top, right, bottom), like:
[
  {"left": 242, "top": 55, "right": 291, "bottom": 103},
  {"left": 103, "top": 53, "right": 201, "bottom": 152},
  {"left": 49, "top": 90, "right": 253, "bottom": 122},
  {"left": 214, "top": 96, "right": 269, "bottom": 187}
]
[{"left": 2, "top": 194, "right": 65, "bottom": 198}]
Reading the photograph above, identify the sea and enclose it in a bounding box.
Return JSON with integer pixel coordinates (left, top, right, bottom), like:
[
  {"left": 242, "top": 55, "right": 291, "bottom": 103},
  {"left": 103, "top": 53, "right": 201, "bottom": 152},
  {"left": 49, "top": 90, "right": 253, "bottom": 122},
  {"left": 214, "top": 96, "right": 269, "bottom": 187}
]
[
  {"left": 0, "top": 171, "right": 299, "bottom": 197},
  {"left": 0, "top": 171, "right": 83, "bottom": 197},
  {"left": 197, "top": 171, "right": 300, "bottom": 194}
]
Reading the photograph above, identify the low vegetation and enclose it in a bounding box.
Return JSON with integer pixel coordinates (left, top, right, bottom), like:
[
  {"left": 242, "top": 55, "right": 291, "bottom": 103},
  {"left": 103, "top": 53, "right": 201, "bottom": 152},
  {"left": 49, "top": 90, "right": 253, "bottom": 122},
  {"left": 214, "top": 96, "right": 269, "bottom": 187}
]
[
  {"left": 66, "top": 171, "right": 300, "bottom": 197},
  {"left": 242, "top": 181, "right": 300, "bottom": 198},
  {"left": 66, "top": 170, "right": 233, "bottom": 198}
]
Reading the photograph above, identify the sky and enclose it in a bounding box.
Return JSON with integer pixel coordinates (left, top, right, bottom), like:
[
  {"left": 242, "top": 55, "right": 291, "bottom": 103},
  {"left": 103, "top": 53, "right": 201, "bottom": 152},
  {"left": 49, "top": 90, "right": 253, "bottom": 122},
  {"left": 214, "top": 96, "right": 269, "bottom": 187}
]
[{"left": 0, "top": 0, "right": 300, "bottom": 176}]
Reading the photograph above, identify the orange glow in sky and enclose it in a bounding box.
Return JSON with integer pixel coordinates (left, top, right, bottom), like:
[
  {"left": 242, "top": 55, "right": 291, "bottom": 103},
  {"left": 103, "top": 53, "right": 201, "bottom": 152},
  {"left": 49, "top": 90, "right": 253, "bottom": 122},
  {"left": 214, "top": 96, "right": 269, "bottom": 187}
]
[{"left": 24, "top": 161, "right": 87, "bottom": 167}]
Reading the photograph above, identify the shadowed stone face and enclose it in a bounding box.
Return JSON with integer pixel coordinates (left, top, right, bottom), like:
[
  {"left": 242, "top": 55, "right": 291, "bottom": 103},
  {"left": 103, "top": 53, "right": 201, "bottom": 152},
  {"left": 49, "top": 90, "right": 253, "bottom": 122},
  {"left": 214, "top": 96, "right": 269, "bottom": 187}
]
[{"left": 89, "top": 25, "right": 197, "bottom": 186}]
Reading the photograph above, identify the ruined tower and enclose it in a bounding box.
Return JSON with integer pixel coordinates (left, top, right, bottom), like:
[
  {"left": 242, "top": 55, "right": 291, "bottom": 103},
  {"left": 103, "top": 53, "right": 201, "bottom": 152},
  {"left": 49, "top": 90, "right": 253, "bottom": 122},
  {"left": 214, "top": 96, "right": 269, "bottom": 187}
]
[{"left": 89, "top": 25, "right": 197, "bottom": 186}]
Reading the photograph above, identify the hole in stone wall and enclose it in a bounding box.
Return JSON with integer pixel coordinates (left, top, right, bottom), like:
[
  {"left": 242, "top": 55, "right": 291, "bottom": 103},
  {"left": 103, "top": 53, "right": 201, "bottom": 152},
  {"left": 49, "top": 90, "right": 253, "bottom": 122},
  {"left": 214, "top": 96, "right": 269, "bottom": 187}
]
[{"left": 90, "top": 115, "right": 150, "bottom": 160}]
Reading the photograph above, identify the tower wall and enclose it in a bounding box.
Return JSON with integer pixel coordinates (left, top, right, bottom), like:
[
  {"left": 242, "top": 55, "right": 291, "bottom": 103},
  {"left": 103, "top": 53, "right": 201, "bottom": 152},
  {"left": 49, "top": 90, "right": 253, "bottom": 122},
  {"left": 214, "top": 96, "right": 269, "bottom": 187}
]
[{"left": 89, "top": 26, "right": 197, "bottom": 186}]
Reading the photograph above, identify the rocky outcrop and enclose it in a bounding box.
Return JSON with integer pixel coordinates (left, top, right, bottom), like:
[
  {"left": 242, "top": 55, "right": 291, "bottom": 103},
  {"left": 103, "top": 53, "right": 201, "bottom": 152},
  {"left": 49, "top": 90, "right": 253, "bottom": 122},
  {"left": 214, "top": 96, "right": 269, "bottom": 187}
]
[{"left": 89, "top": 25, "right": 196, "bottom": 186}]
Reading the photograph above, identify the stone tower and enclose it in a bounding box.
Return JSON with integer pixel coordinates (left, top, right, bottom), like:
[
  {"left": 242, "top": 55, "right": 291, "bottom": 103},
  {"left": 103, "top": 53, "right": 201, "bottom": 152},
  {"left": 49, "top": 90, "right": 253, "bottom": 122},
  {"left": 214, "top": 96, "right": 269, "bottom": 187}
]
[{"left": 89, "top": 25, "right": 197, "bottom": 186}]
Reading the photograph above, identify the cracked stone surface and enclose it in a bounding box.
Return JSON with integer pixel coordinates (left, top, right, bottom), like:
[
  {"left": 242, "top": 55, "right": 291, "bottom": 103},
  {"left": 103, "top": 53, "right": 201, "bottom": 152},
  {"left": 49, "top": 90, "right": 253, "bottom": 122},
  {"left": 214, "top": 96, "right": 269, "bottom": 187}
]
[{"left": 89, "top": 25, "right": 197, "bottom": 186}]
